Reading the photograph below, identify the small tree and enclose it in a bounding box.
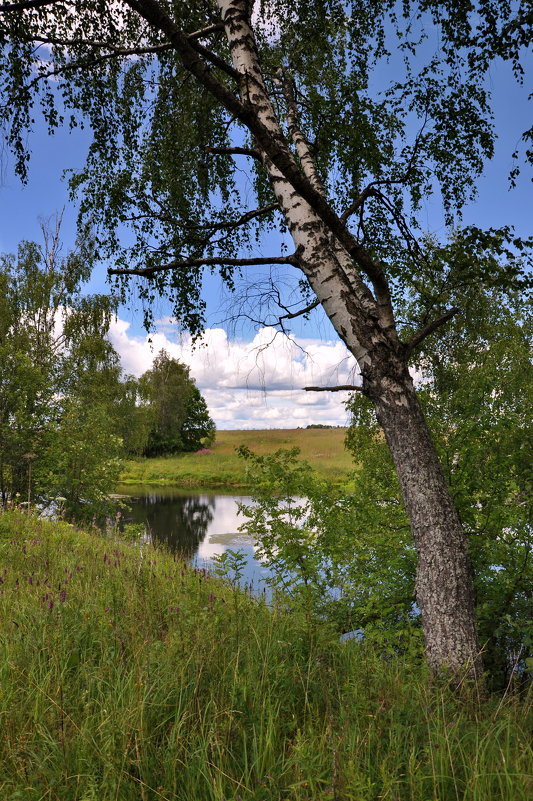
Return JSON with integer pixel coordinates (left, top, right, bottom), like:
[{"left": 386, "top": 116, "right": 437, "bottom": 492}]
[
  {"left": 139, "top": 350, "right": 215, "bottom": 456},
  {"left": 181, "top": 385, "right": 217, "bottom": 452}
]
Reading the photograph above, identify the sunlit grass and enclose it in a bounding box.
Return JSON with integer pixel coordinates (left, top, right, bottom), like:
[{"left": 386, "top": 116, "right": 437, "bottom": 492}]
[
  {"left": 119, "top": 428, "right": 355, "bottom": 488},
  {"left": 0, "top": 509, "right": 531, "bottom": 800}
]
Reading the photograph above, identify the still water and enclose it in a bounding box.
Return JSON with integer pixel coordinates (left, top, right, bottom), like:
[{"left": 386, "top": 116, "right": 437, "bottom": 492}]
[{"left": 116, "top": 485, "right": 271, "bottom": 592}]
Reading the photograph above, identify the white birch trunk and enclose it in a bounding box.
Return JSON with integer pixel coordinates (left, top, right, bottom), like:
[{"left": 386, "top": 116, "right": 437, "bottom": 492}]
[{"left": 217, "top": 0, "right": 483, "bottom": 682}]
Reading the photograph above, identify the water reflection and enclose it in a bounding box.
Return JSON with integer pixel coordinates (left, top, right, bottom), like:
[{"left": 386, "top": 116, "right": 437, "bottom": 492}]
[
  {"left": 125, "top": 491, "right": 216, "bottom": 557},
  {"left": 118, "top": 486, "right": 270, "bottom": 591}
]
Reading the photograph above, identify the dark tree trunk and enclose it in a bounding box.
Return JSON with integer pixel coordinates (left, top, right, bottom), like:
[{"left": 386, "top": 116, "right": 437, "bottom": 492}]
[{"left": 365, "top": 348, "right": 483, "bottom": 681}]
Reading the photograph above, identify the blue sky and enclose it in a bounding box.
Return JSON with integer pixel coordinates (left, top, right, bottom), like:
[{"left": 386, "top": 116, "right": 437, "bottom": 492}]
[{"left": 0, "top": 54, "right": 530, "bottom": 428}]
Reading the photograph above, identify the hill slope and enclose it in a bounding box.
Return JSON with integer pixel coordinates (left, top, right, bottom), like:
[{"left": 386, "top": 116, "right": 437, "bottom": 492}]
[{"left": 0, "top": 509, "right": 531, "bottom": 800}]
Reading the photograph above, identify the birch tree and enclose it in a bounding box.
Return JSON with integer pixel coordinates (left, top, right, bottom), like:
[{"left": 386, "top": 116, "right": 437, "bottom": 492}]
[
  {"left": 0, "top": 221, "right": 124, "bottom": 519},
  {"left": 1, "top": 0, "right": 531, "bottom": 681}
]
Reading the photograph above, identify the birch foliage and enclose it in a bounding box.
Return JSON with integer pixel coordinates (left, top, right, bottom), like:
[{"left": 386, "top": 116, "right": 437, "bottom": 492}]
[{"left": 1, "top": 1, "right": 530, "bottom": 334}]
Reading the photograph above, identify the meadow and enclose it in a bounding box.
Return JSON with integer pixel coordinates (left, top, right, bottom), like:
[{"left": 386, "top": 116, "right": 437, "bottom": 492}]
[
  {"left": 119, "top": 428, "right": 355, "bottom": 488},
  {"left": 0, "top": 509, "right": 531, "bottom": 800}
]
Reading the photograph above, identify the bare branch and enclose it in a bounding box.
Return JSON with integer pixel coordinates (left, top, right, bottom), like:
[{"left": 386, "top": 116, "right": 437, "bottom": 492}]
[
  {"left": 405, "top": 307, "right": 460, "bottom": 355},
  {"left": 304, "top": 385, "right": 364, "bottom": 392},
  {"left": 279, "top": 298, "right": 321, "bottom": 321},
  {"left": 108, "top": 253, "right": 298, "bottom": 278}
]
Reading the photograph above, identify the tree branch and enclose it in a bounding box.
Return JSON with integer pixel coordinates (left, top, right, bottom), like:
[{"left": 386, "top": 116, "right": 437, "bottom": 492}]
[
  {"left": 187, "top": 39, "right": 240, "bottom": 81},
  {"left": 204, "top": 145, "right": 262, "bottom": 161},
  {"left": 187, "top": 203, "right": 279, "bottom": 254},
  {"left": 108, "top": 253, "right": 298, "bottom": 278},
  {"left": 31, "top": 25, "right": 223, "bottom": 57},
  {"left": 189, "top": 202, "right": 278, "bottom": 232},
  {"left": 32, "top": 36, "right": 172, "bottom": 57},
  {"left": 188, "top": 23, "right": 225, "bottom": 40},
  {"left": 278, "top": 70, "right": 326, "bottom": 195},
  {"left": 405, "top": 307, "right": 460, "bottom": 355},
  {"left": 304, "top": 385, "right": 364, "bottom": 392},
  {"left": 0, "top": 0, "right": 64, "bottom": 11},
  {"left": 340, "top": 185, "right": 376, "bottom": 224},
  {"left": 279, "top": 298, "right": 321, "bottom": 321}
]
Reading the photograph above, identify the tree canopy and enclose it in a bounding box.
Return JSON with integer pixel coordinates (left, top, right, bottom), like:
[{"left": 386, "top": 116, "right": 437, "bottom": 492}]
[
  {"left": 139, "top": 350, "right": 216, "bottom": 456},
  {"left": 1, "top": 1, "right": 530, "bottom": 334}
]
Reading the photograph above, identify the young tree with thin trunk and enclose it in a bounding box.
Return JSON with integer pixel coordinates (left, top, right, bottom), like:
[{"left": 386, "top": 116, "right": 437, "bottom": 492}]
[
  {"left": 1, "top": 0, "right": 531, "bottom": 681},
  {"left": 0, "top": 217, "right": 125, "bottom": 519}
]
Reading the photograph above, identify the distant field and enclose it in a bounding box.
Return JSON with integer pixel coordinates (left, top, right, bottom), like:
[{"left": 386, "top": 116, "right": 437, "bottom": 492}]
[{"left": 119, "top": 427, "right": 355, "bottom": 488}]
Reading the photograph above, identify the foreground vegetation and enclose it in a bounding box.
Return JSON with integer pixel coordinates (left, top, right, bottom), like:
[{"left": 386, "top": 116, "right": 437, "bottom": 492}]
[
  {"left": 119, "top": 428, "right": 354, "bottom": 488},
  {"left": 0, "top": 509, "right": 531, "bottom": 800}
]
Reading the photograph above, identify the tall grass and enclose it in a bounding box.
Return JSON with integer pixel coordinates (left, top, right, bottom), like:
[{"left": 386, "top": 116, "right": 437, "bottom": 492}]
[{"left": 0, "top": 509, "right": 531, "bottom": 800}]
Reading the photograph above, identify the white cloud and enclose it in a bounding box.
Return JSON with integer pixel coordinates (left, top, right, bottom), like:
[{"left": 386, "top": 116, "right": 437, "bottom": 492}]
[{"left": 108, "top": 317, "right": 360, "bottom": 429}]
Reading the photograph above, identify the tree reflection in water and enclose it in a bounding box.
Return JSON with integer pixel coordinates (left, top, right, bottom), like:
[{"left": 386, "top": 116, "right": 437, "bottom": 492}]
[{"left": 125, "top": 492, "right": 215, "bottom": 557}]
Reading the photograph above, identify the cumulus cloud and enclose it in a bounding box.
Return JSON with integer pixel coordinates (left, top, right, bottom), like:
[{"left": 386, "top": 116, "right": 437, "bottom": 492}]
[{"left": 108, "top": 317, "right": 360, "bottom": 430}]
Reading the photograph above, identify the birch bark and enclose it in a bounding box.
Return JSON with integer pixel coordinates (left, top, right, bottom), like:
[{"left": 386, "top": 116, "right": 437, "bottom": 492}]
[{"left": 217, "top": 0, "right": 483, "bottom": 681}]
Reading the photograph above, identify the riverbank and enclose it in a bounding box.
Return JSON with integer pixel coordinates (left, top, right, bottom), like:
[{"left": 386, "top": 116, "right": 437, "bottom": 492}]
[
  {"left": 119, "top": 427, "right": 355, "bottom": 488},
  {"left": 1, "top": 508, "right": 531, "bottom": 800}
]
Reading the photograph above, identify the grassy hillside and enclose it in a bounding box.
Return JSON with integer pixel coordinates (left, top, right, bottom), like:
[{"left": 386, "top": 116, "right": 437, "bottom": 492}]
[
  {"left": 0, "top": 509, "right": 531, "bottom": 800},
  {"left": 120, "top": 427, "right": 355, "bottom": 488}
]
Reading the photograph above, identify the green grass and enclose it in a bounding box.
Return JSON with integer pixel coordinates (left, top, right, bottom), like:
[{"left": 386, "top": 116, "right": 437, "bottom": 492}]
[
  {"left": 0, "top": 509, "right": 531, "bottom": 800},
  {"left": 119, "top": 428, "right": 355, "bottom": 488}
]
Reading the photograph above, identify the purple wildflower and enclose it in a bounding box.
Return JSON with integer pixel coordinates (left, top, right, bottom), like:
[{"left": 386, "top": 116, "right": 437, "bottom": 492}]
[
  {"left": 59, "top": 591, "right": 66, "bottom": 603},
  {"left": 48, "top": 599, "right": 54, "bottom": 611}
]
